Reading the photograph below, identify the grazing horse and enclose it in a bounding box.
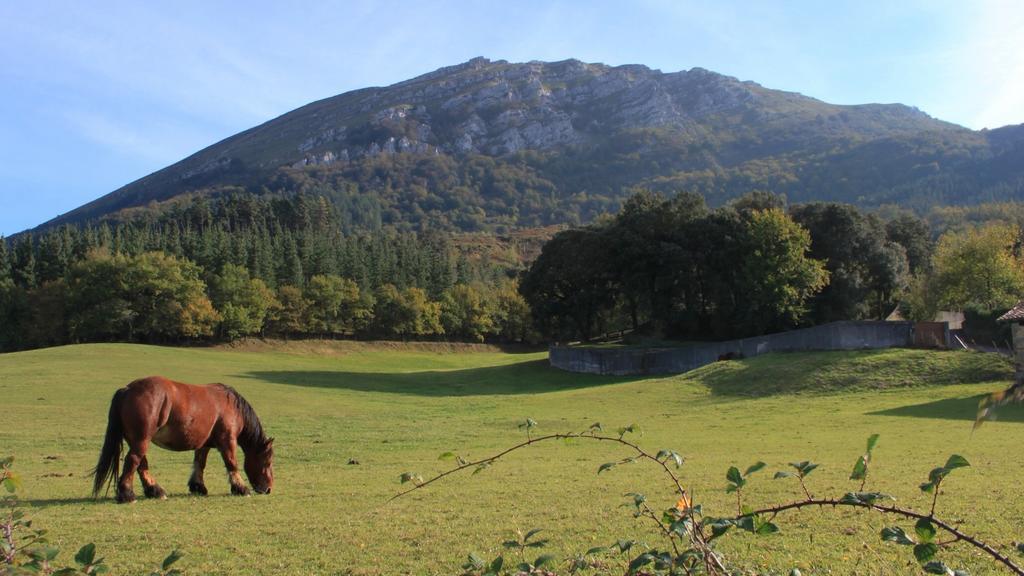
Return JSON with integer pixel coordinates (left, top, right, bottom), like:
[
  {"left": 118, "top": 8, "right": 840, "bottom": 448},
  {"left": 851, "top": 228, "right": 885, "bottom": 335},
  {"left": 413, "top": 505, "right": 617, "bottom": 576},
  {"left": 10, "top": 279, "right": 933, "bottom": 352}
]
[{"left": 91, "top": 376, "right": 274, "bottom": 503}]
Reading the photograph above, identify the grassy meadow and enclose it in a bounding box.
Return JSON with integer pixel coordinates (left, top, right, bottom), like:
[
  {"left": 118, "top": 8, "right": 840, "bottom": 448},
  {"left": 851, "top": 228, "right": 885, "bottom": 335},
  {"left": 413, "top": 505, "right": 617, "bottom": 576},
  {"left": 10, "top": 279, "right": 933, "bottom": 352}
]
[{"left": 2, "top": 342, "right": 1024, "bottom": 574}]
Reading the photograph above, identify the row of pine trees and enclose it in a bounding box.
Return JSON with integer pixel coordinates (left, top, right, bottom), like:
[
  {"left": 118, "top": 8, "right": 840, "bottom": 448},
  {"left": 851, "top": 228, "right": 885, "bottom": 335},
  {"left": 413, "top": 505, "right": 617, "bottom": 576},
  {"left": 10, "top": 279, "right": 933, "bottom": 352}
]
[{"left": 0, "top": 193, "right": 534, "bottom": 351}]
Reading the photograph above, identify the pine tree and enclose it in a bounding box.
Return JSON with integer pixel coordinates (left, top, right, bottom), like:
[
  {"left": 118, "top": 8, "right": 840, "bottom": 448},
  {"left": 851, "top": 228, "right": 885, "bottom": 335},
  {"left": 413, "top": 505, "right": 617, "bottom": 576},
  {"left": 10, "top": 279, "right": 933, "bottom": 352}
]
[
  {"left": 0, "top": 236, "right": 11, "bottom": 283},
  {"left": 12, "top": 234, "right": 36, "bottom": 289}
]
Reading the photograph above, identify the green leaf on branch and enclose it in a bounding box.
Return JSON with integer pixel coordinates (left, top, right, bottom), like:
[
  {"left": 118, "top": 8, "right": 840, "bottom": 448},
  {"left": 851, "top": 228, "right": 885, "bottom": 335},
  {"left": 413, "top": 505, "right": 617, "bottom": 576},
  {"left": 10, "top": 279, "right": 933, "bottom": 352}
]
[
  {"left": 655, "top": 450, "right": 685, "bottom": 468},
  {"left": 612, "top": 539, "right": 635, "bottom": 553},
  {"left": 598, "top": 462, "right": 617, "bottom": 474},
  {"left": 625, "top": 492, "right": 646, "bottom": 509},
  {"left": 850, "top": 455, "right": 869, "bottom": 481},
  {"left": 735, "top": 515, "right": 756, "bottom": 532},
  {"left": 587, "top": 422, "right": 602, "bottom": 433},
  {"left": 726, "top": 466, "right": 744, "bottom": 492},
  {"left": 944, "top": 455, "right": 970, "bottom": 471},
  {"left": 881, "top": 526, "right": 916, "bottom": 546},
  {"left": 789, "top": 461, "right": 819, "bottom": 477},
  {"left": 866, "top": 433, "right": 880, "bottom": 452},
  {"left": 839, "top": 492, "right": 894, "bottom": 505},
  {"left": 524, "top": 528, "right": 544, "bottom": 543},
  {"left": 75, "top": 543, "right": 97, "bottom": 566},
  {"left": 705, "top": 518, "right": 734, "bottom": 540},
  {"left": 744, "top": 461, "right": 766, "bottom": 476},
  {"left": 488, "top": 556, "right": 504, "bottom": 574},
  {"left": 915, "top": 519, "right": 937, "bottom": 543},
  {"left": 518, "top": 418, "right": 538, "bottom": 431},
  {"left": 774, "top": 471, "right": 794, "bottom": 479},
  {"left": 585, "top": 546, "right": 607, "bottom": 556},
  {"left": 472, "top": 462, "right": 491, "bottom": 475},
  {"left": 914, "top": 542, "right": 939, "bottom": 563},
  {"left": 628, "top": 552, "right": 655, "bottom": 573},
  {"left": 617, "top": 424, "right": 640, "bottom": 438},
  {"left": 438, "top": 451, "right": 456, "bottom": 461}
]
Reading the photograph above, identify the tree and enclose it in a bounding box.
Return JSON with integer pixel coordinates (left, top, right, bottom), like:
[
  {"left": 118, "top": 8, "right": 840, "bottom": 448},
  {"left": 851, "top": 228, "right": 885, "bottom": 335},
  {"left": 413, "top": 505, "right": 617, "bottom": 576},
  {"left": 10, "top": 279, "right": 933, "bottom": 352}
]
[
  {"left": 520, "top": 227, "right": 616, "bottom": 341},
  {"left": 305, "top": 274, "right": 371, "bottom": 336},
  {"left": 403, "top": 286, "right": 443, "bottom": 338},
  {"left": 12, "top": 234, "right": 35, "bottom": 289},
  {"left": 0, "top": 278, "right": 28, "bottom": 351},
  {"left": 25, "top": 280, "right": 68, "bottom": 348},
  {"left": 65, "top": 251, "right": 134, "bottom": 342},
  {"left": 269, "top": 285, "right": 308, "bottom": 337},
  {"left": 441, "top": 284, "right": 495, "bottom": 342},
  {"left": 791, "top": 203, "right": 909, "bottom": 322},
  {"left": 930, "top": 223, "right": 1024, "bottom": 313},
  {"left": 0, "top": 236, "right": 11, "bottom": 284},
  {"left": 210, "top": 263, "right": 277, "bottom": 339},
  {"left": 885, "top": 214, "right": 933, "bottom": 275},
  {"left": 371, "top": 284, "right": 443, "bottom": 339},
  {"left": 123, "top": 252, "right": 219, "bottom": 340},
  {"left": 491, "top": 281, "right": 534, "bottom": 343},
  {"left": 734, "top": 209, "right": 828, "bottom": 335},
  {"left": 36, "top": 229, "right": 70, "bottom": 283}
]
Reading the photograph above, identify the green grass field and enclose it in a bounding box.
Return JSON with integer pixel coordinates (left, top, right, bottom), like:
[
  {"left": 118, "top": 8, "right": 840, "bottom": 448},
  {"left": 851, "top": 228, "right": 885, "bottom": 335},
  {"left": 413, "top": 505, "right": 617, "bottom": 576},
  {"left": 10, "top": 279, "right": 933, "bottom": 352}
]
[{"left": 3, "top": 343, "right": 1024, "bottom": 575}]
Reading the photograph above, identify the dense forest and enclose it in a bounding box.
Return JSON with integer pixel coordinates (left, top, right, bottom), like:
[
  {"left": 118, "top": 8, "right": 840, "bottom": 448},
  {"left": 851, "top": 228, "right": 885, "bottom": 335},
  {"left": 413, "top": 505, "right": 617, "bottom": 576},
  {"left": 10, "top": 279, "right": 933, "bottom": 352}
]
[
  {"left": 5, "top": 189, "right": 1024, "bottom": 352},
  {"left": 0, "top": 193, "right": 533, "bottom": 351}
]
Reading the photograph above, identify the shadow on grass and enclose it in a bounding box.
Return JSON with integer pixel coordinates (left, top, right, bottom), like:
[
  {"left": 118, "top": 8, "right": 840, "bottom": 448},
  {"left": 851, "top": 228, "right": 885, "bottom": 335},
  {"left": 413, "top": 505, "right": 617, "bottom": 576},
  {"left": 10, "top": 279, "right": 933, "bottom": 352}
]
[
  {"left": 241, "top": 359, "right": 651, "bottom": 396},
  {"left": 25, "top": 493, "right": 251, "bottom": 508},
  {"left": 869, "top": 394, "right": 1024, "bottom": 423},
  {"left": 23, "top": 496, "right": 102, "bottom": 508}
]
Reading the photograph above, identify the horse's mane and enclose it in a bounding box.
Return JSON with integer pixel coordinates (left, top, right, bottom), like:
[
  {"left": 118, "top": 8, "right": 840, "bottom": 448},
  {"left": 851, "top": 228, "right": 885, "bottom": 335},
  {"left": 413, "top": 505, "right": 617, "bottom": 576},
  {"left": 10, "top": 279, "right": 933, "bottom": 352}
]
[{"left": 221, "top": 385, "right": 267, "bottom": 452}]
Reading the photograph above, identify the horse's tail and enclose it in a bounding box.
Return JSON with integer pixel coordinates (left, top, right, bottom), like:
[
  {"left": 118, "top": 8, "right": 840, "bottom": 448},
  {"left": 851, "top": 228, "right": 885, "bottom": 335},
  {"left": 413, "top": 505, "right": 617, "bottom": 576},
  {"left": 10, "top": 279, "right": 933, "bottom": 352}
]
[{"left": 91, "top": 388, "right": 127, "bottom": 497}]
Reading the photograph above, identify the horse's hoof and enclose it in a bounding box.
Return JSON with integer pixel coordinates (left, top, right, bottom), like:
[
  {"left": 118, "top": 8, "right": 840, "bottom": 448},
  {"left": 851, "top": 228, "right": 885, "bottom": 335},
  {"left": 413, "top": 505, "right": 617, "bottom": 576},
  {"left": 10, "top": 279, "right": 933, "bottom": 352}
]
[
  {"left": 116, "top": 490, "right": 136, "bottom": 504},
  {"left": 231, "top": 485, "right": 251, "bottom": 496},
  {"left": 144, "top": 484, "right": 167, "bottom": 500},
  {"left": 188, "top": 481, "right": 208, "bottom": 496}
]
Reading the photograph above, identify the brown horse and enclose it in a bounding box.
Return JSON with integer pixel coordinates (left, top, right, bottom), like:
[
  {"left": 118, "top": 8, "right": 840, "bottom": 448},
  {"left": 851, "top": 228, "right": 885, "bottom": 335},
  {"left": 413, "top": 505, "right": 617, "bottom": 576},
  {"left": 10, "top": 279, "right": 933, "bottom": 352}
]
[{"left": 91, "top": 376, "right": 274, "bottom": 503}]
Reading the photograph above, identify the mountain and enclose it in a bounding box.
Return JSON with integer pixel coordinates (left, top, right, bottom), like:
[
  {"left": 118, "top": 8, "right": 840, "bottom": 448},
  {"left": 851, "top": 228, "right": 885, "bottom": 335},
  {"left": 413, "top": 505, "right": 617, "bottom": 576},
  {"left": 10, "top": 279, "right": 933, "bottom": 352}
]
[{"left": 37, "top": 57, "right": 1024, "bottom": 233}]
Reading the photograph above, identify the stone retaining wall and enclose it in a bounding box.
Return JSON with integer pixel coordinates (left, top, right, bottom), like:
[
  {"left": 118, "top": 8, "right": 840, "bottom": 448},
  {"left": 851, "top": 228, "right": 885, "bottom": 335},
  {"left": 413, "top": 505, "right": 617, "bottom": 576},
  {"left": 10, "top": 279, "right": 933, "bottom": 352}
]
[{"left": 549, "top": 321, "right": 917, "bottom": 376}]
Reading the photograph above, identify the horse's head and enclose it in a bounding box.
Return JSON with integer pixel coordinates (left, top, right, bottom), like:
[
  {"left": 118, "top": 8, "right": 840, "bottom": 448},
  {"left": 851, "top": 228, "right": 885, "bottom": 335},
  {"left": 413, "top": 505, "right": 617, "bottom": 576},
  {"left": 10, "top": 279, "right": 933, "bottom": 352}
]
[{"left": 244, "top": 437, "right": 274, "bottom": 494}]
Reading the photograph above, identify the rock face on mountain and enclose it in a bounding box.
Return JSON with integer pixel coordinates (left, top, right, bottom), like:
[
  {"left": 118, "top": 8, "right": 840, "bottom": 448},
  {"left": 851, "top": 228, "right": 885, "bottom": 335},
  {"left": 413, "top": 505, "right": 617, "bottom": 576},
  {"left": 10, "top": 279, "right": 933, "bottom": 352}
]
[{"left": 38, "top": 57, "right": 1024, "bottom": 232}]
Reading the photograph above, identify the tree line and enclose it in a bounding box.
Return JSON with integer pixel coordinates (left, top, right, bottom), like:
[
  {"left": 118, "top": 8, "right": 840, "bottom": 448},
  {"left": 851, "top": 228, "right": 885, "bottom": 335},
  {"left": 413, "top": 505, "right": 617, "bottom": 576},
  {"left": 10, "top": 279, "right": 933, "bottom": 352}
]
[
  {"left": 0, "top": 194, "right": 533, "bottom": 351},
  {"left": 4, "top": 189, "right": 1024, "bottom": 351},
  {"left": 518, "top": 190, "right": 1020, "bottom": 343}
]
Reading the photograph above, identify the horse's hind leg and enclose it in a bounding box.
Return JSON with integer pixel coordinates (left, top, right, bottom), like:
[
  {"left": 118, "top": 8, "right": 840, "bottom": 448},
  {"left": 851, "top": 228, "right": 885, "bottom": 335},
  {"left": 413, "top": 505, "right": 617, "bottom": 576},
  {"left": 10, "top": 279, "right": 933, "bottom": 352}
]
[
  {"left": 117, "top": 442, "right": 144, "bottom": 503},
  {"left": 138, "top": 455, "right": 167, "bottom": 500},
  {"left": 188, "top": 447, "right": 210, "bottom": 496}
]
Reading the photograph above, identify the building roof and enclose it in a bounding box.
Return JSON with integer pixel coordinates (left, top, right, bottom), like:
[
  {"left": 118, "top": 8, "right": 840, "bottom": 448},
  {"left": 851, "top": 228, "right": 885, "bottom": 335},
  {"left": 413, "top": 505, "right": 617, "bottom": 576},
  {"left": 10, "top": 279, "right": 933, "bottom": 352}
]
[{"left": 998, "top": 300, "right": 1024, "bottom": 322}]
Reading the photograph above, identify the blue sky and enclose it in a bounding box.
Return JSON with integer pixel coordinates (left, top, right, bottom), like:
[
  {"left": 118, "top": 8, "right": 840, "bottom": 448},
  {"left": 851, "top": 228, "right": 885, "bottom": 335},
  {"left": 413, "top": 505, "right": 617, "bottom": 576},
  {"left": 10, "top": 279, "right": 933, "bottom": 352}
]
[{"left": 2, "top": 0, "right": 1022, "bottom": 235}]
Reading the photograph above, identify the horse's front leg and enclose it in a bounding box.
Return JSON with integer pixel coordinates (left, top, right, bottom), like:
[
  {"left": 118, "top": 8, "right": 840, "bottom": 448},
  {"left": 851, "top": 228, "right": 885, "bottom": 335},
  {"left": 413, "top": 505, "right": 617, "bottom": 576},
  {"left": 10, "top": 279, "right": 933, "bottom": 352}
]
[
  {"left": 138, "top": 454, "right": 167, "bottom": 500},
  {"left": 188, "top": 447, "right": 210, "bottom": 496},
  {"left": 218, "top": 440, "right": 251, "bottom": 496}
]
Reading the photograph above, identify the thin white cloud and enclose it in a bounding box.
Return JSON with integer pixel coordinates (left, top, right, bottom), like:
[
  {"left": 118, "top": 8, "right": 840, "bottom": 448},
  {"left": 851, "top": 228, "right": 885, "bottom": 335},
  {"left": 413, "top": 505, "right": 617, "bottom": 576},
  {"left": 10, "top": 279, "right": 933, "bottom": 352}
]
[{"left": 63, "top": 110, "right": 207, "bottom": 165}]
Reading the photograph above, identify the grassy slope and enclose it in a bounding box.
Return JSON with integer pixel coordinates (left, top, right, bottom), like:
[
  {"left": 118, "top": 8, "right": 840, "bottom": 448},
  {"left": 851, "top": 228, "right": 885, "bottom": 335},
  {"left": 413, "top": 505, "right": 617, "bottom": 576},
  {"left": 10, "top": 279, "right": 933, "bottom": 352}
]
[{"left": 1, "top": 344, "right": 1022, "bottom": 575}]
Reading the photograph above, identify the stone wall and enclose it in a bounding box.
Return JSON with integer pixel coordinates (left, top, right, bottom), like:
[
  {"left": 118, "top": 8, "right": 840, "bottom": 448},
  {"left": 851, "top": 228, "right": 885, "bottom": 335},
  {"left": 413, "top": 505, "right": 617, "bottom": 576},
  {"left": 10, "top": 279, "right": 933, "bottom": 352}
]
[{"left": 549, "top": 321, "right": 917, "bottom": 376}]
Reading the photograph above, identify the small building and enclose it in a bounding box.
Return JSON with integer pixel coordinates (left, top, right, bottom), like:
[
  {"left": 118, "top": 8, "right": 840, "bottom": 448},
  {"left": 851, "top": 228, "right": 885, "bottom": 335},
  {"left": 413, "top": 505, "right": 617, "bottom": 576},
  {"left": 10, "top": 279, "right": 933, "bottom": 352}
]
[{"left": 997, "top": 300, "right": 1024, "bottom": 384}]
